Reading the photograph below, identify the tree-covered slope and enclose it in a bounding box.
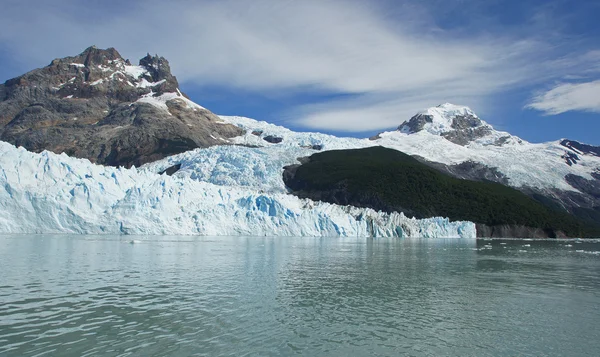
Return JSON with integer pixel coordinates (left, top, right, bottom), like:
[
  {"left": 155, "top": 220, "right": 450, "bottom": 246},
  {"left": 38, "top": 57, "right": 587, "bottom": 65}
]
[{"left": 283, "top": 146, "right": 600, "bottom": 238}]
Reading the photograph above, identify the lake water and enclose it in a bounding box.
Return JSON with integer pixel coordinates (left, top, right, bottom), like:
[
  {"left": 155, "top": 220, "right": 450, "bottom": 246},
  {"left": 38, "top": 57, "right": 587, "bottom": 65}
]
[{"left": 1, "top": 236, "right": 600, "bottom": 356}]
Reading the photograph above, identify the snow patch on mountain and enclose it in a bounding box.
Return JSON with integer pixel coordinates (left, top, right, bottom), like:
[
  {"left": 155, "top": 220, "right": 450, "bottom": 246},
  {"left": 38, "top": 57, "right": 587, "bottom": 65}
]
[
  {"left": 136, "top": 91, "right": 180, "bottom": 112},
  {"left": 0, "top": 141, "right": 474, "bottom": 237},
  {"left": 377, "top": 131, "right": 600, "bottom": 192},
  {"left": 135, "top": 90, "right": 205, "bottom": 113},
  {"left": 137, "top": 78, "right": 167, "bottom": 88},
  {"left": 123, "top": 64, "right": 148, "bottom": 78}
]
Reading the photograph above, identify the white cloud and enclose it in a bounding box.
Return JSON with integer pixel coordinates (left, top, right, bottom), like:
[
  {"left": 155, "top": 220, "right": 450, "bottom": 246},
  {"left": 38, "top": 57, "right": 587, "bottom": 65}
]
[
  {"left": 0, "top": 0, "right": 598, "bottom": 131},
  {"left": 527, "top": 80, "right": 600, "bottom": 115}
]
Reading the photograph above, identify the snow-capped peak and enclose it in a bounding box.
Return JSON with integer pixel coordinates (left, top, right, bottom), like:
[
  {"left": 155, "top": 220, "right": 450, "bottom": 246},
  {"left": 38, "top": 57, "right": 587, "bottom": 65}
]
[
  {"left": 398, "top": 103, "right": 483, "bottom": 135},
  {"left": 428, "top": 103, "right": 479, "bottom": 121},
  {"left": 393, "top": 103, "right": 526, "bottom": 147}
]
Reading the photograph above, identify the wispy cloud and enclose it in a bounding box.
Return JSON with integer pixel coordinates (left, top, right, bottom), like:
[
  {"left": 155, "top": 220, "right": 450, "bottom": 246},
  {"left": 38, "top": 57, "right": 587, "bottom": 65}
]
[
  {"left": 527, "top": 80, "right": 600, "bottom": 115},
  {"left": 1, "top": 0, "right": 598, "bottom": 131}
]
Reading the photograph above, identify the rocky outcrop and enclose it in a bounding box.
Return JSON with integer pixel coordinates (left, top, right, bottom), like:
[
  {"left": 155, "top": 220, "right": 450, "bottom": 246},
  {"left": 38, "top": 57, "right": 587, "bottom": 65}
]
[
  {"left": 414, "top": 156, "right": 511, "bottom": 186},
  {"left": 0, "top": 46, "right": 243, "bottom": 167},
  {"left": 263, "top": 135, "right": 283, "bottom": 144},
  {"left": 565, "top": 174, "right": 600, "bottom": 199},
  {"left": 561, "top": 139, "right": 600, "bottom": 157},
  {"left": 397, "top": 106, "right": 493, "bottom": 145},
  {"left": 441, "top": 125, "right": 492, "bottom": 146},
  {"left": 159, "top": 164, "right": 182, "bottom": 176}
]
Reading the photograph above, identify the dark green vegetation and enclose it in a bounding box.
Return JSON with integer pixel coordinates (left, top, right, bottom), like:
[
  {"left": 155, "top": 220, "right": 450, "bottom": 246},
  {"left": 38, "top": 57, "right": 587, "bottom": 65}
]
[{"left": 283, "top": 146, "right": 600, "bottom": 238}]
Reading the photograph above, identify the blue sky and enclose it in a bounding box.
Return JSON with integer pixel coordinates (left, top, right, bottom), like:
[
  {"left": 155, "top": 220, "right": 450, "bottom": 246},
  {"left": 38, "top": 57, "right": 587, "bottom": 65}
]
[{"left": 1, "top": 0, "right": 599, "bottom": 144}]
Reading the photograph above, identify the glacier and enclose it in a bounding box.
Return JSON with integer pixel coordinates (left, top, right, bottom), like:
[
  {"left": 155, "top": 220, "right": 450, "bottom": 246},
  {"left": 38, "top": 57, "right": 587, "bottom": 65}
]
[
  {"left": 0, "top": 141, "right": 475, "bottom": 237},
  {"left": 143, "top": 110, "right": 600, "bottom": 195},
  {"left": 3, "top": 100, "right": 596, "bottom": 238}
]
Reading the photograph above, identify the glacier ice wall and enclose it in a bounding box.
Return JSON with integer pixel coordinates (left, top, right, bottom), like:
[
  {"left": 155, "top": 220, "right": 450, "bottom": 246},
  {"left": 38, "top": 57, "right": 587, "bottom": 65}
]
[{"left": 0, "top": 142, "right": 475, "bottom": 237}]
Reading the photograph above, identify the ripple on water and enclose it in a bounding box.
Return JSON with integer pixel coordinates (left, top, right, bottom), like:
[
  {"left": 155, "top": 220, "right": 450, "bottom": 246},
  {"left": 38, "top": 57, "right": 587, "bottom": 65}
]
[{"left": 0, "top": 236, "right": 600, "bottom": 356}]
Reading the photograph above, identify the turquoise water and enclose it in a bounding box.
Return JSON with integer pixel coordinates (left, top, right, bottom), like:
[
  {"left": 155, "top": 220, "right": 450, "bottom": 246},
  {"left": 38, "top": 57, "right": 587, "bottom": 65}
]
[{"left": 1, "top": 236, "right": 600, "bottom": 356}]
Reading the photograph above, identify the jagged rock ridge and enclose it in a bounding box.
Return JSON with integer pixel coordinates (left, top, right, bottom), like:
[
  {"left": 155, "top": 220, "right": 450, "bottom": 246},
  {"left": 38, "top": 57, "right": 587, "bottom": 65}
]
[{"left": 0, "top": 46, "right": 243, "bottom": 167}]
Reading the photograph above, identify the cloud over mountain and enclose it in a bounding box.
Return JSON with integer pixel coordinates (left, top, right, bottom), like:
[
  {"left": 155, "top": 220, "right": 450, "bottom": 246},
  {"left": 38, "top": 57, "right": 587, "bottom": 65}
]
[{"left": 1, "top": 0, "right": 599, "bottom": 131}]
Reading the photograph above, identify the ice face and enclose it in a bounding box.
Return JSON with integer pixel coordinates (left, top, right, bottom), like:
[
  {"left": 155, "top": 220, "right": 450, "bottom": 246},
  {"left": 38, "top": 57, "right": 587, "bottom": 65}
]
[{"left": 0, "top": 142, "right": 475, "bottom": 237}]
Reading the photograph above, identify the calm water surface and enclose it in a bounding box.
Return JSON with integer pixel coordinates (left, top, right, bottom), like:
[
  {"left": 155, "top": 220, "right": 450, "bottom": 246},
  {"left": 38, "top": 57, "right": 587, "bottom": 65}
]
[{"left": 1, "top": 236, "right": 600, "bottom": 356}]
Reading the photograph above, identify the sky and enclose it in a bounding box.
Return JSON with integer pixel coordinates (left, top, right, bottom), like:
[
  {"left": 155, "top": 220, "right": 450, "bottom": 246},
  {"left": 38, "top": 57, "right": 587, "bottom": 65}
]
[{"left": 0, "top": 0, "right": 599, "bottom": 144}]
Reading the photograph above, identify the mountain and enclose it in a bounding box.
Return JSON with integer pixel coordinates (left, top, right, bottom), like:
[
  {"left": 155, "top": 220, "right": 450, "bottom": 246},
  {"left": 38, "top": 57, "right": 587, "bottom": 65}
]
[
  {"left": 0, "top": 46, "right": 242, "bottom": 167},
  {"left": 371, "top": 103, "right": 600, "bottom": 227},
  {"left": 0, "top": 47, "right": 599, "bottom": 237},
  {"left": 396, "top": 103, "right": 523, "bottom": 146},
  {"left": 282, "top": 146, "right": 598, "bottom": 238}
]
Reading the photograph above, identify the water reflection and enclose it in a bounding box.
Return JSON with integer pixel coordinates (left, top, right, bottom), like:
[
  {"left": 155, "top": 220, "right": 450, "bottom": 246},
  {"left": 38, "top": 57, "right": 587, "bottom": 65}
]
[{"left": 0, "top": 236, "right": 599, "bottom": 356}]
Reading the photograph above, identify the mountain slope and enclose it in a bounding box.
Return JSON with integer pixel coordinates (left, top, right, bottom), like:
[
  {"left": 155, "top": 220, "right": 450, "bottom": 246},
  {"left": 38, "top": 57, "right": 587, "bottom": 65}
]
[
  {"left": 373, "top": 104, "right": 600, "bottom": 226},
  {"left": 282, "top": 146, "right": 599, "bottom": 238},
  {"left": 0, "top": 46, "right": 243, "bottom": 167}
]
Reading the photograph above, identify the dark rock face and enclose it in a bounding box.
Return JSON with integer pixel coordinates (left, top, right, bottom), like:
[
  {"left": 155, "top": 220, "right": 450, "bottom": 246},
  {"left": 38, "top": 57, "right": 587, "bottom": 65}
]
[
  {"left": 263, "top": 135, "right": 283, "bottom": 144},
  {"left": 414, "top": 157, "right": 511, "bottom": 186},
  {"left": 442, "top": 126, "right": 492, "bottom": 146},
  {"left": 159, "top": 164, "right": 182, "bottom": 176},
  {"left": 398, "top": 113, "right": 433, "bottom": 133},
  {"left": 397, "top": 112, "right": 492, "bottom": 146},
  {"left": 443, "top": 113, "right": 492, "bottom": 145},
  {"left": 561, "top": 139, "right": 600, "bottom": 157},
  {"left": 137, "top": 53, "right": 179, "bottom": 93},
  {"left": 565, "top": 174, "right": 600, "bottom": 199},
  {"left": 0, "top": 46, "right": 244, "bottom": 167},
  {"left": 450, "top": 114, "right": 481, "bottom": 130},
  {"left": 561, "top": 152, "right": 580, "bottom": 166}
]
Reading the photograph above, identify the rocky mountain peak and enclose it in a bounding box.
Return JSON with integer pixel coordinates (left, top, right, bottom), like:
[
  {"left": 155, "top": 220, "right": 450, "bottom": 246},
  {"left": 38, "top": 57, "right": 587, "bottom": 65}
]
[
  {"left": 140, "top": 54, "right": 170, "bottom": 79},
  {"left": 2, "top": 46, "right": 182, "bottom": 106},
  {"left": 82, "top": 46, "right": 123, "bottom": 67},
  {"left": 398, "top": 103, "right": 483, "bottom": 135},
  {"left": 0, "top": 46, "right": 244, "bottom": 167},
  {"left": 396, "top": 103, "right": 520, "bottom": 146}
]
